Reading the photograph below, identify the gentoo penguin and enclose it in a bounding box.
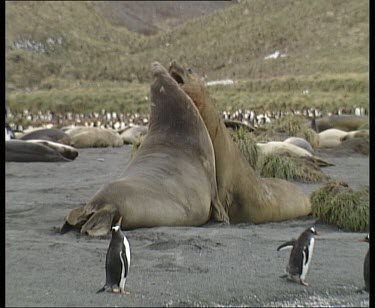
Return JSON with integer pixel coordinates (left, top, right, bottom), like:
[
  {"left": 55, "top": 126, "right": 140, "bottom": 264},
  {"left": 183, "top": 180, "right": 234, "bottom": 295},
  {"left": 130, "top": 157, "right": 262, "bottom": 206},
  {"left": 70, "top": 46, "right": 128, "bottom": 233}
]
[
  {"left": 277, "top": 226, "right": 319, "bottom": 286},
  {"left": 357, "top": 234, "right": 369, "bottom": 293},
  {"left": 97, "top": 217, "right": 131, "bottom": 294}
]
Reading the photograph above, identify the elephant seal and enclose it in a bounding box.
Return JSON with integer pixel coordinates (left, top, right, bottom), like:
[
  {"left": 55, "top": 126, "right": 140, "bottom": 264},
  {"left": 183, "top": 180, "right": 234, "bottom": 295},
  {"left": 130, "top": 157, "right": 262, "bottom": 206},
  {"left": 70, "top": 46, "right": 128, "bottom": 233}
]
[
  {"left": 257, "top": 141, "right": 314, "bottom": 158},
  {"left": 26, "top": 139, "right": 79, "bottom": 160},
  {"left": 120, "top": 125, "right": 149, "bottom": 144},
  {"left": 340, "top": 129, "right": 369, "bottom": 141},
  {"left": 312, "top": 115, "right": 368, "bottom": 133},
  {"left": 19, "top": 128, "right": 71, "bottom": 145},
  {"left": 65, "top": 127, "right": 123, "bottom": 148},
  {"left": 6, "top": 140, "right": 75, "bottom": 162},
  {"left": 256, "top": 141, "right": 332, "bottom": 166},
  {"left": 62, "top": 62, "right": 228, "bottom": 235},
  {"left": 317, "top": 128, "right": 350, "bottom": 148},
  {"left": 283, "top": 137, "right": 314, "bottom": 154},
  {"left": 168, "top": 61, "right": 311, "bottom": 223}
]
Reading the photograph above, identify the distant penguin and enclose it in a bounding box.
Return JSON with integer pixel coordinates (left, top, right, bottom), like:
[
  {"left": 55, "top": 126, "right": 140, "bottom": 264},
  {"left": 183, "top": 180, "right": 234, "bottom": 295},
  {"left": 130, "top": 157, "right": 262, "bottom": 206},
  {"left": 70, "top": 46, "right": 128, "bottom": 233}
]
[
  {"left": 357, "top": 234, "right": 369, "bottom": 293},
  {"left": 5, "top": 123, "right": 15, "bottom": 140},
  {"left": 277, "top": 226, "right": 318, "bottom": 286},
  {"left": 97, "top": 217, "right": 131, "bottom": 294}
]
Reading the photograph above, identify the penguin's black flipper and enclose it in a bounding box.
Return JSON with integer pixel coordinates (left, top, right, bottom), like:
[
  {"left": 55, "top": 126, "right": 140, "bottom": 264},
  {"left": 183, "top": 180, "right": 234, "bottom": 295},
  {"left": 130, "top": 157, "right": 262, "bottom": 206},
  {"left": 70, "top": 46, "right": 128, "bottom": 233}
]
[{"left": 277, "top": 239, "right": 297, "bottom": 251}]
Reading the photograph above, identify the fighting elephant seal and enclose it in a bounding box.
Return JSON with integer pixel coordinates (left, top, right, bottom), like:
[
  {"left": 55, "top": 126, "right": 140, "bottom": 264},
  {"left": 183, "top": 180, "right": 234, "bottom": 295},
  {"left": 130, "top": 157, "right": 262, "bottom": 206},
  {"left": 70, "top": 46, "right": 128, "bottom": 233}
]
[
  {"left": 169, "top": 61, "right": 311, "bottom": 223},
  {"left": 6, "top": 140, "right": 76, "bottom": 162},
  {"left": 62, "top": 62, "right": 228, "bottom": 235},
  {"left": 65, "top": 127, "right": 123, "bottom": 148},
  {"left": 20, "top": 128, "right": 71, "bottom": 145}
]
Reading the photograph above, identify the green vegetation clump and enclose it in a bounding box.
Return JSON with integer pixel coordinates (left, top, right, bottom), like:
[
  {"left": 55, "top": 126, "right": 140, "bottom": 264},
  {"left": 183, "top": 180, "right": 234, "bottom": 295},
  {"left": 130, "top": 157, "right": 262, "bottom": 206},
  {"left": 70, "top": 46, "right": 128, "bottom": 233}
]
[
  {"left": 267, "top": 115, "right": 306, "bottom": 136},
  {"left": 229, "top": 126, "right": 326, "bottom": 182},
  {"left": 310, "top": 181, "right": 369, "bottom": 232},
  {"left": 257, "top": 153, "right": 327, "bottom": 183},
  {"left": 253, "top": 115, "right": 319, "bottom": 149},
  {"left": 229, "top": 127, "right": 258, "bottom": 169}
]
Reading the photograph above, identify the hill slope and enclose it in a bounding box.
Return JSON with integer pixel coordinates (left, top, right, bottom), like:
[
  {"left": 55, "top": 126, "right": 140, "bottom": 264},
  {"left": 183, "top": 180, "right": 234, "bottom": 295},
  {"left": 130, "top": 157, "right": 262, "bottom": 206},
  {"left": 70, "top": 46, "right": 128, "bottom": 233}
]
[{"left": 5, "top": 0, "right": 369, "bottom": 115}]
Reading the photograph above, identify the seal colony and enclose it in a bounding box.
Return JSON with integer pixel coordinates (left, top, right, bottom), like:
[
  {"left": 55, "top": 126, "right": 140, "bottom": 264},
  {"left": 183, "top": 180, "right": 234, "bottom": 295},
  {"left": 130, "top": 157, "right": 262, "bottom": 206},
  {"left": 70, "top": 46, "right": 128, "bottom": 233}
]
[{"left": 62, "top": 61, "right": 311, "bottom": 235}]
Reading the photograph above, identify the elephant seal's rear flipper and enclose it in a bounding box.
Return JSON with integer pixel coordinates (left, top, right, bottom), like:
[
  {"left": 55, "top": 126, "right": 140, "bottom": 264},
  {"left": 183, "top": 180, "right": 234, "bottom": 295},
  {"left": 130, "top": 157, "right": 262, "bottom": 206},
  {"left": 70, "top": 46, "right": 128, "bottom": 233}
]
[{"left": 80, "top": 204, "right": 118, "bottom": 236}]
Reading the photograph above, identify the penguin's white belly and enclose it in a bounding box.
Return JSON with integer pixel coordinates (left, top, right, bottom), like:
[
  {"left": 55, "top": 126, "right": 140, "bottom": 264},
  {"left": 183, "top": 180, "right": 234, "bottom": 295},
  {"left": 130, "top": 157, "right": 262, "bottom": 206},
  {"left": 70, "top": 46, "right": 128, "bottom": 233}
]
[
  {"left": 119, "top": 236, "right": 131, "bottom": 292},
  {"left": 300, "top": 238, "right": 314, "bottom": 280}
]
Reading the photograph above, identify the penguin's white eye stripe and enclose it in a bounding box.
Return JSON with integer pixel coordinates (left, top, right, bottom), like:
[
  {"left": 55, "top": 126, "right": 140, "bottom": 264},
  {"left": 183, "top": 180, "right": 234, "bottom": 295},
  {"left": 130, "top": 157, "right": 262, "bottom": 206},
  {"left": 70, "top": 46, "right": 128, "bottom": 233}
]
[
  {"left": 310, "top": 227, "right": 315, "bottom": 233},
  {"left": 112, "top": 226, "right": 120, "bottom": 231}
]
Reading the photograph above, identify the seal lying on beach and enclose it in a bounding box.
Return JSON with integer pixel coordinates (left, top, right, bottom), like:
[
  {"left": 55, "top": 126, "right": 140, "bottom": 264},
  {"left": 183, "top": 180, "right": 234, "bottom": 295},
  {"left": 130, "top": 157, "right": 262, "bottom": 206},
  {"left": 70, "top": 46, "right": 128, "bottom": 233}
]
[
  {"left": 62, "top": 62, "right": 228, "bottom": 235},
  {"left": 6, "top": 139, "right": 78, "bottom": 162},
  {"left": 20, "top": 128, "right": 71, "bottom": 145},
  {"left": 317, "top": 128, "right": 369, "bottom": 148},
  {"left": 312, "top": 115, "right": 368, "bottom": 133},
  {"left": 65, "top": 127, "right": 123, "bottom": 148},
  {"left": 168, "top": 61, "right": 311, "bottom": 223},
  {"left": 283, "top": 137, "right": 314, "bottom": 154},
  {"left": 120, "top": 125, "right": 148, "bottom": 144}
]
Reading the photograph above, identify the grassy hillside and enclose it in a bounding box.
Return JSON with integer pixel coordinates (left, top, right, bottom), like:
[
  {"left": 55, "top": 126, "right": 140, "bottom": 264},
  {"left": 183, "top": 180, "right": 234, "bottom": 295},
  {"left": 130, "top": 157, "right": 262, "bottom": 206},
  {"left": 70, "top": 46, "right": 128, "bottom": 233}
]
[
  {"left": 138, "top": 0, "right": 369, "bottom": 80},
  {"left": 5, "top": 0, "right": 369, "bottom": 116}
]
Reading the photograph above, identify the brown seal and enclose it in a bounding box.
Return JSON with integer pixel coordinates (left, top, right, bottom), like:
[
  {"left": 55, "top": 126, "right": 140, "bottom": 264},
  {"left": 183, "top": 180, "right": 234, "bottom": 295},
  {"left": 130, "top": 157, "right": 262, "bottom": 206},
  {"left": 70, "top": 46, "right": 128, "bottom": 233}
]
[
  {"left": 168, "top": 61, "right": 311, "bottom": 223},
  {"left": 62, "top": 62, "right": 228, "bottom": 236},
  {"left": 6, "top": 139, "right": 77, "bottom": 162},
  {"left": 65, "top": 127, "right": 123, "bottom": 148},
  {"left": 312, "top": 115, "right": 368, "bottom": 132},
  {"left": 20, "top": 128, "right": 71, "bottom": 145}
]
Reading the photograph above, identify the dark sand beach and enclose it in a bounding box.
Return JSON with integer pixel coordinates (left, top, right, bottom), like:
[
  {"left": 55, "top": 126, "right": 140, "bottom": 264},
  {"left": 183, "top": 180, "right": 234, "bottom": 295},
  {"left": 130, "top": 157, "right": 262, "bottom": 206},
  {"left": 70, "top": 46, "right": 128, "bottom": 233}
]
[{"left": 5, "top": 145, "right": 370, "bottom": 307}]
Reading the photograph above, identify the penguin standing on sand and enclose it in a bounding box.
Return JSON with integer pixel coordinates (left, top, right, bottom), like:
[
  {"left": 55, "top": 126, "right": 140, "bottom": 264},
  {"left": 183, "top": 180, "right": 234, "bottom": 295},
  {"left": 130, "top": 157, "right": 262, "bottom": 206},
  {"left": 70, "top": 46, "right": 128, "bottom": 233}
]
[
  {"left": 277, "top": 226, "right": 318, "bottom": 286},
  {"left": 97, "top": 217, "right": 131, "bottom": 294},
  {"left": 357, "top": 234, "right": 369, "bottom": 293}
]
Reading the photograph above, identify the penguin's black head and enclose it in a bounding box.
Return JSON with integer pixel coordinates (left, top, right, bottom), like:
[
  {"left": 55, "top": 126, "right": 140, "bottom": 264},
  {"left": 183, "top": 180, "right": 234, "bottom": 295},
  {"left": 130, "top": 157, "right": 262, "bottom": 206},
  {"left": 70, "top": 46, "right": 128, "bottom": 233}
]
[
  {"left": 309, "top": 227, "right": 318, "bottom": 236},
  {"left": 111, "top": 216, "right": 123, "bottom": 233}
]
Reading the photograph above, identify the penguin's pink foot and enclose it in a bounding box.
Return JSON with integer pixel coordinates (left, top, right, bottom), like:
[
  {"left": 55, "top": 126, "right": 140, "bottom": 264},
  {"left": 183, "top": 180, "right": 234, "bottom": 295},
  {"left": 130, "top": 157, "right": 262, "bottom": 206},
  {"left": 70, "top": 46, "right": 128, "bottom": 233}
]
[
  {"left": 121, "top": 290, "right": 130, "bottom": 294},
  {"left": 300, "top": 280, "right": 309, "bottom": 286},
  {"left": 112, "top": 288, "right": 120, "bottom": 293}
]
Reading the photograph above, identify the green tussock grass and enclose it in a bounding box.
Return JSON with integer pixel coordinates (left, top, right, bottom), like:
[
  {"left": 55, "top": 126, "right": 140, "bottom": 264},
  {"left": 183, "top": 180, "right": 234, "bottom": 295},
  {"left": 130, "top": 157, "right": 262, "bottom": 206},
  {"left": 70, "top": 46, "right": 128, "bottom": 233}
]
[
  {"left": 310, "top": 181, "right": 369, "bottom": 232},
  {"left": 257, "top": 153, "right": 327, "bottom": 183},
  {"left": 229, "top": 127, "right": 258, "bottom": 169},
  {"left": 6, "top": 82, "right": 150, "bottom": 114},
  {"left": 252, "top": 115, "right": 319, "bottom": 149}
]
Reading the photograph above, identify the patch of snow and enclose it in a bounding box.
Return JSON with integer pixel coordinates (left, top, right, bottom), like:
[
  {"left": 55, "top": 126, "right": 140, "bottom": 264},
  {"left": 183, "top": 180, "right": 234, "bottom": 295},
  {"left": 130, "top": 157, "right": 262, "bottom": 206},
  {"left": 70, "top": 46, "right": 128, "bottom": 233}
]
[
  {"left": 206, "top": 79, "right": 235, "bottom": 86},
  {"left": 264, "top": 51, "right": 287, "bottom": 60}
]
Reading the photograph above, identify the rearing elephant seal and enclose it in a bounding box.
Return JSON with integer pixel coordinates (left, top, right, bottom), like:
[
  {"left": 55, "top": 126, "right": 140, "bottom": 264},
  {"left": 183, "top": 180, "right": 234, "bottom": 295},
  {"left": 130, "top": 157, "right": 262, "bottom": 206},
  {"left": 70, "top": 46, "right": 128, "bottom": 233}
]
[
  {"left": 168, "top": 61, "right": 311, "bottom": 223},
  {"left": 62, "top": 62, "right": 228, "bottom": 235}
]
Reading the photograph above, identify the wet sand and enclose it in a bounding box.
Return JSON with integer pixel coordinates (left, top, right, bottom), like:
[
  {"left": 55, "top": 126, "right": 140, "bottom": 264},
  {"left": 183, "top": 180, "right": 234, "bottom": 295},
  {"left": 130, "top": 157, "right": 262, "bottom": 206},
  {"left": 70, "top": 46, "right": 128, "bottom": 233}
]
[{"left": 5, "top": 145, "right": 370, "bottom": 307}]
